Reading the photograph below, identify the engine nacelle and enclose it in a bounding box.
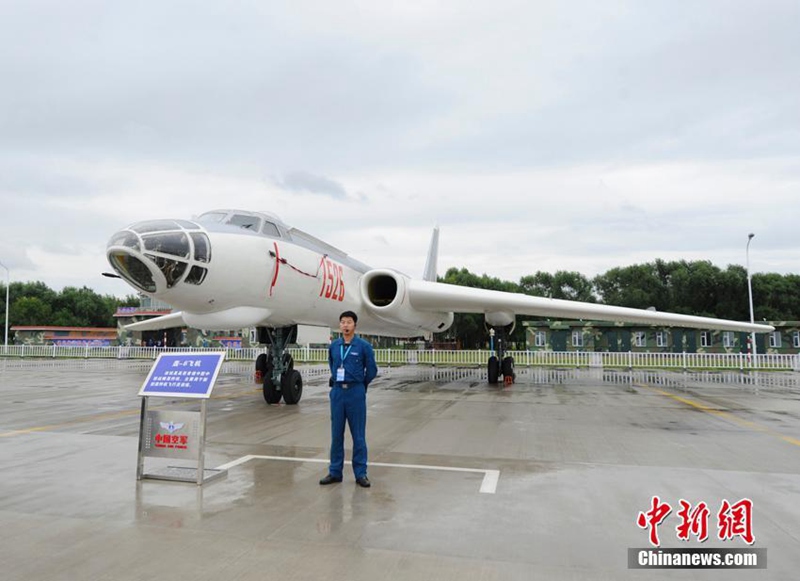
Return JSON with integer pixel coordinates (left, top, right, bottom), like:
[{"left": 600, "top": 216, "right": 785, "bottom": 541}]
[{"left": 360, "top": 269, "right": 454, "bottom": 334}]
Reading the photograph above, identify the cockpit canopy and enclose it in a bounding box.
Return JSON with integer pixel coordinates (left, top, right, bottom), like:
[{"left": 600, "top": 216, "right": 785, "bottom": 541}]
[
  {"left": 107, "top": 211, "right": 289, "bottom": 295},
  {"left": 196, "top": 210, "right": 284, "bottom": 238},
  {"left": 107, "top": 220, "right": 211, "bottom": 293}
]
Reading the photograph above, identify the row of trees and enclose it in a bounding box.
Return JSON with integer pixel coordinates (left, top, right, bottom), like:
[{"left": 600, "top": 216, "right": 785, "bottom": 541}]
[
  {"left": 437, "top": 260, "right": 800, "bottom": 348},
  {"left": 1, "top": 260, "right": 798, "bottom": 345},
  {"left": 0, "top": 281, "right": 138, "bottom": 328}
]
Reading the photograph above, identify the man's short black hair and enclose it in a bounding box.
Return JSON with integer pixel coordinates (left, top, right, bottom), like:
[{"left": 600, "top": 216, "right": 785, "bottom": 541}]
[{"left": 339, "top": 310, "right": 358, "bottom": 324}]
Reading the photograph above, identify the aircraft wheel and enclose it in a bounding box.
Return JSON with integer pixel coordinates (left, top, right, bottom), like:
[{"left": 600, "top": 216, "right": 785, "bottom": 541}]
[
  {"left": 501, "top": 356, "right": 515, "bottom": 378},
  {"left": 488, "top": 356, "right": 500, "bottom": 384},
  {"left": 255, "top": 353, "right": 268, "bottom": 383},
  {"left": 282, "top": 369, "right": 303, "bottom": 405},
  {"left": 263, "top": 375, "right": 282, "bottom": 404}
]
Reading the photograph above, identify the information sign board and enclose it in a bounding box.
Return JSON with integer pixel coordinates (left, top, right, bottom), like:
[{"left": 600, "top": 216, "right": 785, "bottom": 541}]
[
  {"left": 138, "top": 352, "right": 226, "bottom": 398},
  {"left": 136, "top": 351, "right": 228, "bottom": 484}
]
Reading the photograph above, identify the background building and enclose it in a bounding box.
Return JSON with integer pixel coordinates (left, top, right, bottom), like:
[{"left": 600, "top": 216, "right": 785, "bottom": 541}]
[
  {"left": 11, "top": 326, "right": 117, "bottom": 346},
  {"left": 523, "top": 321, "right": 800, "bottom": 354}
]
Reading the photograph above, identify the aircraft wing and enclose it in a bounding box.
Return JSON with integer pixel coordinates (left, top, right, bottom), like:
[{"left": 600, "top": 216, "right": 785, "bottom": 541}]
[
  {"left": 407, "top": 280, "right": 774, "bottom": 333},
  {"left": 123, "top": 312, "right": 186, "bottom": 331}
]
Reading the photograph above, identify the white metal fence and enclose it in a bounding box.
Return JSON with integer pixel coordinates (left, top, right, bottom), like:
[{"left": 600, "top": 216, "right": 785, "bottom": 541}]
[{"left": 1, "top": 345, "right": 798, "bottom": 371}]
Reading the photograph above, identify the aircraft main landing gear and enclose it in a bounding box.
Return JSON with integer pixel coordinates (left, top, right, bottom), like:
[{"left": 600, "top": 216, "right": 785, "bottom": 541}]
[
  {"left": 487, "top": 325, "right": 515, "bottom": 386},
  {"left": 254, "top": 325, "right": 303, "bottom": 405}
]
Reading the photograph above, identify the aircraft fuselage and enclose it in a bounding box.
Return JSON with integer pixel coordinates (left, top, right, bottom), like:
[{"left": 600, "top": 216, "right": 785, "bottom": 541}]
[{"left": 107, "top": 210, "right": 449, "bottom": 337}]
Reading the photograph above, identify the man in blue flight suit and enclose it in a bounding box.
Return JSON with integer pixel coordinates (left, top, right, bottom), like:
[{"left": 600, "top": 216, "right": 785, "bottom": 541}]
[{"left": 320, "top": 310, "right": 378, "bottom": 488}]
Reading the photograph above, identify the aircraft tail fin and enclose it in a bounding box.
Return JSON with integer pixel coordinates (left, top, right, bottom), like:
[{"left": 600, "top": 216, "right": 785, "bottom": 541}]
[{"left": 422, "top": 226, "right": 440, "bottom": 282}]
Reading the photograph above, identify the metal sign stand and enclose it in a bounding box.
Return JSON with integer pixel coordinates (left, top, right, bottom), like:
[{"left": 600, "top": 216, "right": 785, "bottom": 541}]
[{"left": 135, "top": 352, "right": 228, "bottom": 485}]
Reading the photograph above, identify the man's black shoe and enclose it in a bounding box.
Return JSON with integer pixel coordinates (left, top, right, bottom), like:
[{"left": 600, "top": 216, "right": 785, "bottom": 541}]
[
  {"left": 356, "top": 477, "right": 371, "bottom": 488},
  {"left": 319, "top": 474, "right": 343, "bottom": 485}
]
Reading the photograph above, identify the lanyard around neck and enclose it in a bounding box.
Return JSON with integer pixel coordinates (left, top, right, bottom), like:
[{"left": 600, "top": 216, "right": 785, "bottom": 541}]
[{"left": 340, "top": 342, "right": 353, "bottom": 364}]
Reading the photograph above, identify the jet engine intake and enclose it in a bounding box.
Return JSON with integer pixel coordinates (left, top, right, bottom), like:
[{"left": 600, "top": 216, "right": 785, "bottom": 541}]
[{"left": 360, "top": 269, "right": 454, "bottom": 333}]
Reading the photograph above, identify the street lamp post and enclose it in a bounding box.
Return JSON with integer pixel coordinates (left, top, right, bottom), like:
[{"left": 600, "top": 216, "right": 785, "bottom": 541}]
[
  {"left": 745, "top": 234, "right": 756, "bottom": 363},
  {"left": 0, "top": 260, "right": 8, "bottom": 353}
]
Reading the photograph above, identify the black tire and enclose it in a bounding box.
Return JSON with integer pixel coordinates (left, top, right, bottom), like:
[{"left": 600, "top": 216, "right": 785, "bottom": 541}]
[
  {"left": 282, "top": 369, "right": 303, "bottom": 405},
  {"left": 255, "top": 353, "right": 268, "bottom": 382},
  {"left": 488, "top": 356, "right": 500, "bottom": 384},
  {"left": 501, "top": 356, "right": 515, "bottom": 378},
  {"left": 263, "top": 375, "right": 282, "bottom": 404}
]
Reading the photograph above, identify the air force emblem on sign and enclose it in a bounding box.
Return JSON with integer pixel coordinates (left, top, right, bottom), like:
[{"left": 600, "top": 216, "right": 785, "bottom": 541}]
[{"left": 160, "top": 421, "right": 185, "bottom": 433}]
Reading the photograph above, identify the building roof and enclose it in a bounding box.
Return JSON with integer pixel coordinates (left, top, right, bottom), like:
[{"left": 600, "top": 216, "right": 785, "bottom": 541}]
[{"left": 11, "top": 326, "right": 118, "bottom": 332}]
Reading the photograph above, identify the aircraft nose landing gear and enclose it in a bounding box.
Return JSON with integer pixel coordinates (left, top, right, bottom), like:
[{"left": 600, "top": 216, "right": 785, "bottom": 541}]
[{"left": 255, "top": 325, "right": 303, "bottom": 405}]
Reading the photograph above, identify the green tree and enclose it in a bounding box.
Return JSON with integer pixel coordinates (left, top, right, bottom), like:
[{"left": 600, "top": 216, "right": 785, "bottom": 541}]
[
  {"left": 13, "top": 281, "right": 58, "bottom": 304},
  {"left": 593, "top": 262, "right": 671, "bottom": 311},
  {"left": 519, "top": 272, "right": 552, "bottom": 297},
  {"left": 10, "top": 296, "right": 53, "bottom": 326},
  {"left": 714, "top": 265, "right": 749, "bottom": 321},
  {"left": 593, "top": 260, "right": 737, "bottom": 318},
  {"left": 668, "top": 261, "right": 713, "bottom": 316},
  {"left": 3, "top": 280, "right": 139, "bottom": 329},
  {"left": 753, "top": 273, "right": 800, "bottom": 321},
  {"left": 54, "top": 286, "right": 115, "bottom": 327},
  {"left": 520, "top": 271, "right": 596, "bottom": 301}
]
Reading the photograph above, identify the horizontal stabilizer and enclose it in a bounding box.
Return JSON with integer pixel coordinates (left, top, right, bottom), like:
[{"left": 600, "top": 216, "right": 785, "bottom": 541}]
[{"left": 124, "top": 312, "right": 186, "bottom": 331}]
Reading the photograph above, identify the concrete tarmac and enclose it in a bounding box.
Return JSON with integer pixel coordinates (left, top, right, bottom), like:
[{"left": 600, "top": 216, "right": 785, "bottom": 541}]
[{"left": 1, "top": 360, "right": 799, "bottom": 580}]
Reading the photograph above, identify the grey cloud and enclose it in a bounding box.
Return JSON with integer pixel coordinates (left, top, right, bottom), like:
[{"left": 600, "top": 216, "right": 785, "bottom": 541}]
[
  {"left": 0, "top": 161, "right": 98, "bottom": 198},
  {"left": 1, "top": 192, "right": 113, "bottom": 250},
  {"left": 2, "top": 1, "right": 798, "bottom": 174},
  {"left": 0, "top": 240, "right": 36, "bottom": 271},
  {"left": 408, "top": 2, "right": 800, "bottom": 169},
  {"left": 272, "top": 171, "right": 348, "bottom": 199},
  {"left": 0, "top": 3, "right": 449, "bottom": 171},
  {"left": 1, "top": 1, "right": 799, "bottom": 290}
]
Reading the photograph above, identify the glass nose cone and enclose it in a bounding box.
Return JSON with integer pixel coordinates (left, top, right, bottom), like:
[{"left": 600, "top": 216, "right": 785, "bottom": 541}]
[
  {"left": 108, "top": 251, "right": 157, "bottom": 293},
  {"left": 106, "top": 220, "right": 210, "bottom": 294}
]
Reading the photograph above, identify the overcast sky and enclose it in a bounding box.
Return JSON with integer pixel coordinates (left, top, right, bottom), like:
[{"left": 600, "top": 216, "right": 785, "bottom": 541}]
[{"left": 1, "top": 0, "right": 798, "bottom": 298}]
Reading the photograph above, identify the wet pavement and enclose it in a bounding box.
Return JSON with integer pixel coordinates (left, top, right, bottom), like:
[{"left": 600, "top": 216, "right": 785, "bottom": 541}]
[{"left": 1, "top": 360, "right": 799, "bottom": 580}]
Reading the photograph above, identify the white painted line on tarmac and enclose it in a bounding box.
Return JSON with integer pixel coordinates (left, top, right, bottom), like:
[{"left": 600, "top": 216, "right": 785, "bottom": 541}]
[
  {"left": 215, "top": 454, "right": 500, "bottom": 494},
  {"left": 215, "top": 454, "right": 261, "bottom": 470},
  {"left": 478, "top": 469, "right": 500, "bottom": 494}
]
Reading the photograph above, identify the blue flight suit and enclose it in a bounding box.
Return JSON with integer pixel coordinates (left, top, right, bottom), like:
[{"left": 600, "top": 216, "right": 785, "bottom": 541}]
[{"left": 327, "top": 335, "right": 378, "bottom": 479}]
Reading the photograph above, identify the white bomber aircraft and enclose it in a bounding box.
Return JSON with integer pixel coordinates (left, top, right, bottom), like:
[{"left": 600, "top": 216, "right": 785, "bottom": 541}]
[{"left": 106, "top": 209, "right": 774, "bottom": 405}]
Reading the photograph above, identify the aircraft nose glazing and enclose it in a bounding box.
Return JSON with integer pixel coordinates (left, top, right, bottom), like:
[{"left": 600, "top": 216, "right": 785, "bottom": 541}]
[{"left": 106, "top": 220, "right": 211, "bottom": 294}]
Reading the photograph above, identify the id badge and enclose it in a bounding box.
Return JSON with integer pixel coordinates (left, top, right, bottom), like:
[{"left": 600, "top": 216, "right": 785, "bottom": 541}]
[{"left": 336, "top": 367, "right": 345, "bottom": 382}]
